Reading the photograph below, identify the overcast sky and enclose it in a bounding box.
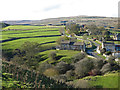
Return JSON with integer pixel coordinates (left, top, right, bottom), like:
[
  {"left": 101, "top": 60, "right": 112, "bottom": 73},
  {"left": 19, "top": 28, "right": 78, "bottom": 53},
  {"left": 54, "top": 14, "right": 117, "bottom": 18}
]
[{"left": 0, "top": 0, "right": 120, "bottom": 21}]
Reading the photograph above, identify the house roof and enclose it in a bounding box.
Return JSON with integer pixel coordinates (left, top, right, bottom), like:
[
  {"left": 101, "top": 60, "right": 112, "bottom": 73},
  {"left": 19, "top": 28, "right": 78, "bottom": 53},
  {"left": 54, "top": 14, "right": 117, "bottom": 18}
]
[
  {"left": 116, "top": 33, "right": 120, "bottom": 37},
  {"left": 103, "top": 42, "right": 114, "bottom": 45},
  {"left": 73, "top": 42, "right": 84, "bottom": 45}
]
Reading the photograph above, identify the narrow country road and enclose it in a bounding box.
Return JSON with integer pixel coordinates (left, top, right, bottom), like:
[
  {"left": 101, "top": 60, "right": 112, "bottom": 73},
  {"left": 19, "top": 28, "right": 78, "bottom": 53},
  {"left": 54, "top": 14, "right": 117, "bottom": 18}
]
[{"left": 86, "top": 40, "right": 104, "bottom": 59}]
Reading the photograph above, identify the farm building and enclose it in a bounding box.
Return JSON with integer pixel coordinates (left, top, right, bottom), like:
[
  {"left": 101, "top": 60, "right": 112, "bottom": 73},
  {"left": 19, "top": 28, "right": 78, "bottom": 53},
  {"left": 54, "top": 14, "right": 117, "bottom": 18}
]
[
  {"left": 56, "top": 40, "right": 86, "bottom": 51},
  {"left": 113, "top": 33, "right": 120, "bottom": 40},
  {"left": 97, "top": 42, "right": 120, "bottom": 58},
  {"left": 102, "top": 42, "right": 115, "bottom": 52}
]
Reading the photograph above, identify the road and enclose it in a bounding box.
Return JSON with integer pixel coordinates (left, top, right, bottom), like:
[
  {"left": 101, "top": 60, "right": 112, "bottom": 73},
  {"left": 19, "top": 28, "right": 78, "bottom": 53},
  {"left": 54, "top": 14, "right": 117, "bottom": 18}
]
[
  {"left": 86, "top": 40, "right": 104, "bottom": 59},
  {"left": 76, "top": 36, "right": 104, "bottom": 59}
]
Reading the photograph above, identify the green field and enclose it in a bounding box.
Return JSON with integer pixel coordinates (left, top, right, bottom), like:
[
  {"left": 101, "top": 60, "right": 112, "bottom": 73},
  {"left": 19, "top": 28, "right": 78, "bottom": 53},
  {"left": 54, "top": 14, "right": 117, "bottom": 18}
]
[
  {"left": 76, "top": 72, "right": 119, "bottom": 88},
  {"left": 39, "top": 50, "right": 80, "bottom": 64},
  {"left": 2, "top": 25, "right": 62, "bottom": 50}
]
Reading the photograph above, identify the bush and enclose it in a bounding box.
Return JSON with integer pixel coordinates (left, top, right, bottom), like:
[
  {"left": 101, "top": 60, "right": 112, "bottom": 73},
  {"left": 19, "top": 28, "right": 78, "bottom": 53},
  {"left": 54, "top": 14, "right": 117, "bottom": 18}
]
[
  {"left": 49, "top": 51, "right": 56, "bottom": 61},
  {"left": 37, "top": 62, "right": 52, "bottom": 74},
  {"left": 66, "top": 70, "right": 75, "bottom": 80},
  {"left": 75, "top": 58, "right": 94, "bottom": 77},
  {"left": 88, "top": 69, "right": 100, "bottom": 76},
  {"left": 72, "top": 52, "right": 86, "bottom": 63},
  {"left": 43, "top": 68, "right": 59, "bottom": 77},
  {"left": 93, "top": 59, "right": 104, "bottom": 70},
  {"left": 100, "top": 63, "right": 112, "bottom": 74},
  {"left": 52, "top": 74, "right": 67, "bottom": 83},
  {"left": 72, "top": 80, "right": 92, "bottom": 88},
  {"left": 108, "top": 56, "right": 115, "bottom": 65},
  {"left": 60, "top": 57, "right": 72, "bottom": 64},
  {"left": 55, "top": 61, "right": 73, "bottom": 74}
]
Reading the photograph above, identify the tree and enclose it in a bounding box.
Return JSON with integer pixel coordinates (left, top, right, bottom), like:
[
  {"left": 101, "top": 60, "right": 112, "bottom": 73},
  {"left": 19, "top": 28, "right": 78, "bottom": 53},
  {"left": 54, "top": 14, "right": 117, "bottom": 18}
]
[
  {"left": 37, "top": 62, "right": 52, "bottom": 74},
  {"left": 0, "top": 23, "right": 10, "bottom": 28},
  {"left": 100, "top": 63, "right": 112, "bottom": 74},
  {"left": 75, "top": 58, "right": 94, "bottom": 77},
  {"left": 49, "top": 51, "right": 57, "bottom": 61},
  {"left": 66, "top": 23, "right": 80, "bottom": 34},
  {"left": 59, "top": 27, "right": 65, "bottom": 35},
  {"left": 72, "top": 52, "right": 86, "bottom": 63},
  {"left": 11, "top": 41, "right": 42, "bottom": 70},
  {"left": 55, "top": 61, "right": 73, "bottom": 74},
  {"left": 56, "top": 36, "right": 70, "bottom": 45},
  {"left": 87, "top": 24, "right": 103, "bottom": 35}
]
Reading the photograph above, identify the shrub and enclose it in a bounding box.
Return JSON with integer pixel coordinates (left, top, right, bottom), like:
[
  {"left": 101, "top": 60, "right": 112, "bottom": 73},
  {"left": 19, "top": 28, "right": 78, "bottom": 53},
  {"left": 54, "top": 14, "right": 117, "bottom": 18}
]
[
  {"left": 108, "top": 56, "right": 115, "bottom": 65},
  {"left": 37, "top": 62, "right": 52, "bottom": 74},
  {"left": 52, "top": 74, "right": 67, "bottom": 83},
  {"left": 100, "top": 63, "right": 112, "bottom": 74},
  {"left": 43, "top": 68, "right": 59, "bottom": 77},
  {"left": 93, "top": 59, "right": 104, "bottom": 70},
  {"left": 88, "top": 69, "right": 100, "bottom": 76},
  {"left": 75, "top": 58, "right": 94, "bottom": 77},
  {"left": 72, "top": 52, "right": 86, "bottom": 63},
  {"left": 73, "top": 80, "right": 92, "bottom": 88},
  {"left": 66, "top": 70, "right": 75, "bottom": 80},
  {"left": 55, "top": 61, "right": 73, "bottom": 74},
  {"left": 49, "top": 51, "right": 56, "bottom": 61}
]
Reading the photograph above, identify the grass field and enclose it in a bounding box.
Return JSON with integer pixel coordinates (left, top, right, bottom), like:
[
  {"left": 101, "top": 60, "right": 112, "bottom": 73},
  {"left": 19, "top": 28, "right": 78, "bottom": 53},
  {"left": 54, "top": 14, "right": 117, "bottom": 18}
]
[
  {"left": 89, "top": 72, "right": 119, "bottom": 88},
  {"left": 75, "top": 71, "right": 119, "bottom": 88},
  {"left": 39, "top": 50, "right": 80, "bottom": 63},
  {"left": 2, "top": 25, "right": 62, "bottom": 50}
]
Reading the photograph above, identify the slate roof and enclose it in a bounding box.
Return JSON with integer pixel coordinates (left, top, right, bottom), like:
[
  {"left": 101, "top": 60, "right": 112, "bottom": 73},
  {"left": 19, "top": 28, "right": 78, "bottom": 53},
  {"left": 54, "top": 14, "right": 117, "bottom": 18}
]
[{"left": 103, "top": 42, "right": 114, "bottom": 45}]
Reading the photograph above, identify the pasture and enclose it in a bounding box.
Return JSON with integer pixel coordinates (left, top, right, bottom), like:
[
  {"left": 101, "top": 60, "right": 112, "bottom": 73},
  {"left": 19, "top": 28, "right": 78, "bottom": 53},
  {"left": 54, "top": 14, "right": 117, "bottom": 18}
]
[{"left": 2, "top": 25, "right": 62, "bottom": 50}]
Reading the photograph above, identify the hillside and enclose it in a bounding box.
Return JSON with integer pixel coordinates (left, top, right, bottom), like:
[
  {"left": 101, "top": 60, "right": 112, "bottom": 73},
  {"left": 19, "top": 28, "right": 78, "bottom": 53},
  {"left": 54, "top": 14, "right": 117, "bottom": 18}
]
[{"left": 2, "top": 15, "right": 118, "bottom": 27}]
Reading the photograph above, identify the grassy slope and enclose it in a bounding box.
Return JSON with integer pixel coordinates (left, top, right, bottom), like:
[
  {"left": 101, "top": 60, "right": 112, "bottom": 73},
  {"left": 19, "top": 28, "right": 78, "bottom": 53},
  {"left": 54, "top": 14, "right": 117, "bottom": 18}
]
[
  {"left": 39, "top": 50, "right": 80, "bottom": 64},
  {"left": 81, "top": 72, "right": 119, "bottom": 88}
]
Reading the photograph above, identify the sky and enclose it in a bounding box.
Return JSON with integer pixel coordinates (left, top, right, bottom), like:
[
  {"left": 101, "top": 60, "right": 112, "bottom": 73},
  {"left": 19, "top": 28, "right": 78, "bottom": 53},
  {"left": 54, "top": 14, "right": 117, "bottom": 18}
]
[{"left": 0, "top": 0, "right": 120, "bottom": 21}]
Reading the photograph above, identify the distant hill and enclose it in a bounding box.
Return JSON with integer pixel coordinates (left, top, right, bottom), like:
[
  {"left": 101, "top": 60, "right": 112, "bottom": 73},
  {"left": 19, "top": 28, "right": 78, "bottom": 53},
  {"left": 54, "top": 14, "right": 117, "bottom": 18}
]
[{"left": 2, "top": 15, "right": 118, "bottom": 27}]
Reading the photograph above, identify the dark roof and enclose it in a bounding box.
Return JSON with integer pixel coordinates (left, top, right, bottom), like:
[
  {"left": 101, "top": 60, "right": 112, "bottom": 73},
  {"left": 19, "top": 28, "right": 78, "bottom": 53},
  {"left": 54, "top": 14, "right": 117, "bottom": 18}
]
[
  {"left": 116, "top": 33, "right": 120, "bottom": 37},
  {"left": 73, "top": 42, "right": 84, "bottom": 45},
  {"left": 69, "top": 42, "right": 74, "bottom": 45},
  {"left": 103, "top": 42, "right": 114, "bottom": 45}
]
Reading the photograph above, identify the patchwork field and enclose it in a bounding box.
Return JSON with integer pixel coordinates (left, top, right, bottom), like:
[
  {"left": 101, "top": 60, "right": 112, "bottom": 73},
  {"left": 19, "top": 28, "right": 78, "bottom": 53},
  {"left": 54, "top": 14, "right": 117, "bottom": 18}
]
[{"left": 2, "top": 25, "right": 62, "bottom": 50}]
